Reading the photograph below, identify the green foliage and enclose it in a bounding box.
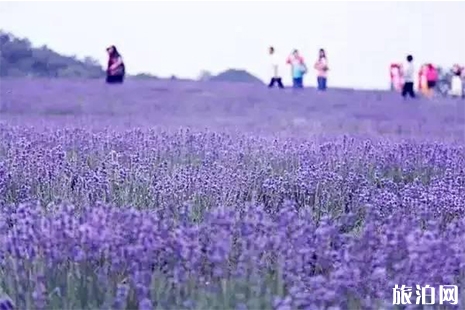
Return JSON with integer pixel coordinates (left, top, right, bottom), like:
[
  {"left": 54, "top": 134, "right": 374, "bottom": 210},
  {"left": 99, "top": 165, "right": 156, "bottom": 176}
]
[{"left": 0, "top": 30, "right": 105, "bottom": 78}]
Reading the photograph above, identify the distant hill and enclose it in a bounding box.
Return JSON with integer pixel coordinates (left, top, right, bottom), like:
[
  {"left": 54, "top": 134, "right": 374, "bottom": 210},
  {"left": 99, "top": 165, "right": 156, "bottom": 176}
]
[
  {"left": 0, "top": 30, "right": 105, "bottom": 78},
  {"left": 210, "top": 69, "right": 263, "bottom": 84},
  {"left": 129, "top": 73, "right": 160, "bottom": 80}
]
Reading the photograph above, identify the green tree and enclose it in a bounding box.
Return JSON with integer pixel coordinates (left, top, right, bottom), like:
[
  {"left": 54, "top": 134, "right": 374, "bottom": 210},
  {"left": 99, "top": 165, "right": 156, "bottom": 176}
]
[{"left": 0, "top": 30, "right": 105, "bottom": 78}]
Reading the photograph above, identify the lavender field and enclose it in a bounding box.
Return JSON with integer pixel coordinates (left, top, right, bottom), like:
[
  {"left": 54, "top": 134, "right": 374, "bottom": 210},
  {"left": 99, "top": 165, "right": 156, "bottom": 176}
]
[{"left": 0, "top": 78, "right": 465, "bottom": 310}]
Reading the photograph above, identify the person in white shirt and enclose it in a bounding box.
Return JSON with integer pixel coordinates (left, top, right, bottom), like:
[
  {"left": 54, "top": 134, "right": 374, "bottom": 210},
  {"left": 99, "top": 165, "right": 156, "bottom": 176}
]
[
  {"left": 268, "top": 46, "right": 284, "bottom": 88},
  {"left": 450, "top": 64, "right": 463, "bottom": 98},
  {"left": 401, "top": 54, "right": 416, "bottom": 99}
]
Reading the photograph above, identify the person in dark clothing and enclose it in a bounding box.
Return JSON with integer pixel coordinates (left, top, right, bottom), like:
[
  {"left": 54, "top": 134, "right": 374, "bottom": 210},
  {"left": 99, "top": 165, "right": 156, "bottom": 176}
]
[
  {"left": 402, "top": 81, "right": 415, "bottom": 98},
  {"left": 401, "top": 55, "right": 415, "bottom": 99},
  {"left": 106, "top": 45, "right": 125, "bottom": 84},
  {"left": 268, "top": 77, "right": 284, "bottom": 88}
]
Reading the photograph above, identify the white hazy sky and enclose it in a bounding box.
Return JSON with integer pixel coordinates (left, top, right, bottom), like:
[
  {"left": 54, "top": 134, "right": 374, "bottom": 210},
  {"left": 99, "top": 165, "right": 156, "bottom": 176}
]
[{"left": 1, "top": 1, "right": 464, "bottom": 89}]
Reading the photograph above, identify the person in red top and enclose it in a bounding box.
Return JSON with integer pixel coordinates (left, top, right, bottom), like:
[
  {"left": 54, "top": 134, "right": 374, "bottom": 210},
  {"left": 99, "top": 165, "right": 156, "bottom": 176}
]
[{"left": 425, "top": 63, "right": 438, "bottom": 98}]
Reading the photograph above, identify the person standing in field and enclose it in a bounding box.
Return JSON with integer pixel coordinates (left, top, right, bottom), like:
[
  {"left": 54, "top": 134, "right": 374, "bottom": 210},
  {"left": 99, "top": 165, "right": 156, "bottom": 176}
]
[
  {"left": 390, "top": 63, "right": 402, "bottom": 91},
  {"left": 450, "top": 64, "right": 463, "bottom": 98},
  {"left": 106, "top": 45, "right": 125, "bottom": 84},
  {"left": 425, "top": 63, "right": 438, "bottom": 98},
  {"left": 418, "top": 64, "right": 428, "bottom": 96},
  {"left": 267, "top": 46, "right": 284, "bottom": 89},
  {"left": 286, "top": 49, "right": 307, "bottom": 88},
  {"left": 401, "top": 55, "right": 415, "bottom": 99},
  {"left": 314, "top": 48, "right": 329, "bottom": 91}
]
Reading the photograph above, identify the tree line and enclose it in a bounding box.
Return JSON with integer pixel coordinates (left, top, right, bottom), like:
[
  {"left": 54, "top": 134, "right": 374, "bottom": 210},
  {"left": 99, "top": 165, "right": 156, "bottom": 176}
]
[
  {"left": 0, "top": 31, "right": 106, "bottom": 78},
  {"left": 0, "top": 30, "right": 261, "bottom": 84}
]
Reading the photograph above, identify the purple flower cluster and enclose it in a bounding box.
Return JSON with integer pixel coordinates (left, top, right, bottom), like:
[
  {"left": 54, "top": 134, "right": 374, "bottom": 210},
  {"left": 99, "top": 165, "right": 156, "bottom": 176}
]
[{"left": 0, "top": 79, "right": 465, "bottom": 309}]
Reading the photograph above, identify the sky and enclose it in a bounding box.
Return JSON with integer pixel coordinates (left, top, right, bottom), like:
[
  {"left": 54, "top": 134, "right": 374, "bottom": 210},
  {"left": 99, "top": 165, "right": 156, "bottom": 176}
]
[{"left": 1, "top": 1, "right": 464, "bottom": 90}]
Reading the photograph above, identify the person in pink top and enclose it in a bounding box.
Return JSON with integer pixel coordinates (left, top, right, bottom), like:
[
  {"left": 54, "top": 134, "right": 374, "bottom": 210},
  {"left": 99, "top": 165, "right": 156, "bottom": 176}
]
[
  {"left": 314, "top": 48, "right": 329, "bottom": 91},
  {"left": 426, "top": 63, "right": 438, "bottom": 98},
  {"left": 390, "top": 63, "right": 402, "bottom": 91}
]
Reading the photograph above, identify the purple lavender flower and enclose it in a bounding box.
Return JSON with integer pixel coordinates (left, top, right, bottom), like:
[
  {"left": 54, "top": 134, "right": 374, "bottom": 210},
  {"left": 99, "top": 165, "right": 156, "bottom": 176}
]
[{"left": 1, "top": 78, "right": 465, "bottom": 308}]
